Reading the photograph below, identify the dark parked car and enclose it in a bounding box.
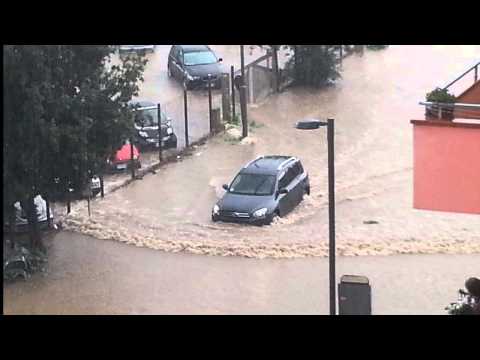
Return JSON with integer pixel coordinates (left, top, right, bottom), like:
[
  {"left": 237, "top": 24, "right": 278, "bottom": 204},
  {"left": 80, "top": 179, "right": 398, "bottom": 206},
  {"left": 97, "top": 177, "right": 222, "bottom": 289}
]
[
  {"left": 119, "top": 45, "right": 155, "bottom": 54},
  {"left": 212, "top": 156, "right": 310, "bottom": 225},
  {"left": 168, "top": 45, "right": 224, "bottom": 90},
  {"left": 130, "top": 100, "right": 177, "bottom": 150}
]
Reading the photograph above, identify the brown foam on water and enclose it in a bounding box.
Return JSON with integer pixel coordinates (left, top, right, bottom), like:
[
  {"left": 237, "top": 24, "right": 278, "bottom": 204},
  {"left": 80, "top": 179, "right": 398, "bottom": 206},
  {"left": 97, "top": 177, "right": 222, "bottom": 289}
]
[{"left": 63, "top": 206, "right": 480, "bottom": 259}]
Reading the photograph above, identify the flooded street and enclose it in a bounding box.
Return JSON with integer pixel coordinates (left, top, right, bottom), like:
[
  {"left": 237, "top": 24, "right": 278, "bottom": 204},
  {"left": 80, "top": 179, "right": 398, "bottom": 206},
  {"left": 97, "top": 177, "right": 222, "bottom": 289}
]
[
  {"left": 4, "top": 45, "right": 480, "bottom": 315},
  {"left": 115, "top": 45, "right": 289, "bottom": 149},
  {"left": 3, "top": 231, "right": 478, "bottom": 314},
  {"left": 61, "top": 45, "right": 480, "bottom": 258},
  {"left": 132, "top": 45, "right": 280, "bottom": 104}
]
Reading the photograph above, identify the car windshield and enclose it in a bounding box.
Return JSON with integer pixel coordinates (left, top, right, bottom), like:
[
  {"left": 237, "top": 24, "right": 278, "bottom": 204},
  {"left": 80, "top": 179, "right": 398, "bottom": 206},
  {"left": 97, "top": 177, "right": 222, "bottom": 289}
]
[
  {"left": 229, "top": 174, "right": 276, "bottom": 196},
  {"left": 134, "top": 108, "right": 167, "bottom": 127},
  {"left": 183, "top": 51, "right": 217, "bottom": 66}
]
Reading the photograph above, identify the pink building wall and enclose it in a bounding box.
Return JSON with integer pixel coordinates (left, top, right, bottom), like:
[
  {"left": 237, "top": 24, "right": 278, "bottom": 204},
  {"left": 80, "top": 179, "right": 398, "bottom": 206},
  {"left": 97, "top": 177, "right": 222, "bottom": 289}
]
[{"left": 412, "top": 120, "right": 480, "bottom": 214}]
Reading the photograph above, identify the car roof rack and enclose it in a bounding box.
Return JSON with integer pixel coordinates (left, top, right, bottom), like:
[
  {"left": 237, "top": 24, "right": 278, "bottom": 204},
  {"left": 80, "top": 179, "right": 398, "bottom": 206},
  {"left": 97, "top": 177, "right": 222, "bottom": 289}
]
[
  {"left": 243, "top": 155, "right": 264, "bottom": 169},
  {"left": 277, "top": 157, "right": 296, "bottom": 170}
]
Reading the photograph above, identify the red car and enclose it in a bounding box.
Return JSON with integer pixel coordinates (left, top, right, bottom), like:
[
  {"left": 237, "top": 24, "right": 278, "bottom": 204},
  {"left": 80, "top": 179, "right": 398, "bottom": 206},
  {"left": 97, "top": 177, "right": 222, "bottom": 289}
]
[{"left": 107, "top": 141, "right": 142, "bottom": 171}]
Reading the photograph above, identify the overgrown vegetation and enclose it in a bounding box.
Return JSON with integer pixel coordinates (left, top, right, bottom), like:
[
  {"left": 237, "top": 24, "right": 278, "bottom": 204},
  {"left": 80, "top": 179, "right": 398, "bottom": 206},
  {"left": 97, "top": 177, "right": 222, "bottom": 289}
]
[
  {"left": 3, "top": 45, "right": 147, "bottom": 250},
  {"left": 425, "top": 87, "right": 456, "bottom": 120},
  {"left": 258, "top": 45, "right": 340, "bottom": 88},
  {"left": 258, "top": 45, "right": 389, "bottom": 88},
  {"left": 231, "top": 113, "right": 241, "bottom": 125},
  {"left": 426, "top": 87, "right": 456, "bottom": 103},
  {"left": 284, "top": 45, "right": 341, "bottom": 88}
]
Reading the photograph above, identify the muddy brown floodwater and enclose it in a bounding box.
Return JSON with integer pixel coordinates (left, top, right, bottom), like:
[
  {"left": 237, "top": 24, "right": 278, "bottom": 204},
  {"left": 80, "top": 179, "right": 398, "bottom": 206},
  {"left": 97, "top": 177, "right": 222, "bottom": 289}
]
[
  {"left": 4, "top": 231, "right": 479, "bottom": 314},
  {"left": 63, "top": 45, "right": 480, "bottom": 259}
]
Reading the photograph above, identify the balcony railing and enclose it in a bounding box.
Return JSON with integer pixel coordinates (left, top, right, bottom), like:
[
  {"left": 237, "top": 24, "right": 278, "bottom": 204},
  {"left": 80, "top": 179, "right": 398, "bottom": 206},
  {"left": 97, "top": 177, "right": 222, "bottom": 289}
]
[
  {"left": 419, "top": 101, "right": 480, "bottom": 120},
  {"left": 443, "top": 61, "right": 479, "bottom": 90}
]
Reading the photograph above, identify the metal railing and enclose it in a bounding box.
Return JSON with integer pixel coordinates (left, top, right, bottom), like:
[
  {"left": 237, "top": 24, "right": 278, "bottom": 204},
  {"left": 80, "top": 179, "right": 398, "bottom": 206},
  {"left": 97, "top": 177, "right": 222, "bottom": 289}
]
[
  {"left": 443, "top": 61, "right": 479, "bottom": 90},
  {"left": 419, "top": 101, "right": 480, "bottom": 120},
  {"left": 419, "top": 101, "right": 480, "bottom": 109}
]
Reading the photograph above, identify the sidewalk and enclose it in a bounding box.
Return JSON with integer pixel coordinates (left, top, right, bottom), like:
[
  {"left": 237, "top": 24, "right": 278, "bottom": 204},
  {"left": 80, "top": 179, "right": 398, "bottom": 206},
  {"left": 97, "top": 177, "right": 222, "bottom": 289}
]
[
  {"left": 4, "top": 231, "right": 478, "bottom": 315},
  {"left": 51, "top": 139, "right": 210, "bottom": 226}
]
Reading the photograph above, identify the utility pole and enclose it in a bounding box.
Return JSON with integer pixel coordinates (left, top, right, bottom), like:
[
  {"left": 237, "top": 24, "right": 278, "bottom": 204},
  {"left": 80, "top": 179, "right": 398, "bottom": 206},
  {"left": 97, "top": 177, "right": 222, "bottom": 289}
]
[
  {"left": 240, "top": 45, "right": 248, "bottom": 138},
  {"left": 327, "top": 118, "right": 336, "bottom": 315},
  {"left": 130, "top": 138, "right": 135, "bottom": 180},
  {"left": 100, "top": 173, "right": 104, "bottom": 198},
  {"left": 230, "top": 65, "right": 236, "bottom": 121},
  {"left": 87, "top": 192, "right": 91, "bottom": 217},
  {"left": 208, "top": 74, "right": 213, "bottom": 134},
  {"left": 66, "top": 182, "right": 71, "bottom": 214},
  {"left": 221, "top": 74, "right": 230, "bottom": 123},
  {"left": 273, "top": 45, "right": 279, "bottom": 92},
  {"left": 339, "top": 45, "right": 343, "bottom": 69},
  {"left": 240, "top": 45, "right": 245, "bottom": 79},
  {"left": 184, "top": 81, "right": 189, "bottom": 148},
  {"left": 157, "top": 103, "right": 163, "bottom": 162}
]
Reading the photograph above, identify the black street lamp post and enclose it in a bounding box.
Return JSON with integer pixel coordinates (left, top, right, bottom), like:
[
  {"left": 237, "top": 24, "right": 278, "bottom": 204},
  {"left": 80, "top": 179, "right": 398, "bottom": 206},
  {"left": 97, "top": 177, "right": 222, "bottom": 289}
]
[
  {"left": 207, "top": 73, "right": 213, "bottom": 134},
  {"left": 183, "top": 80, "right": 189, "bottom": 148},
  {"left": 295, "top": 118, "right": 336, "bottom": 315}
]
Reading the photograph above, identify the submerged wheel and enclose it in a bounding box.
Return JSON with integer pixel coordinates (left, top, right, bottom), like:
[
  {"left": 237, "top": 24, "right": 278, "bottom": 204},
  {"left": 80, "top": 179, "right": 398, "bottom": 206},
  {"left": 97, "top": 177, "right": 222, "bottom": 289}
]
[
  {"left": 166, "top": 134, "right": 177, "bottom": 149},
  {"left": 266, "top": 210, "right": 280, "bottom": 225}
]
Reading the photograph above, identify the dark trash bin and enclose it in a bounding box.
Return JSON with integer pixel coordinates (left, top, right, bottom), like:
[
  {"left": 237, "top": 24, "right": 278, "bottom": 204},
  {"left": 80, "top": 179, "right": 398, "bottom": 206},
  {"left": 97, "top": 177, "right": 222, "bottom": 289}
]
[{"left": 338, "top": 275, "right": 372, "bottom": 315}]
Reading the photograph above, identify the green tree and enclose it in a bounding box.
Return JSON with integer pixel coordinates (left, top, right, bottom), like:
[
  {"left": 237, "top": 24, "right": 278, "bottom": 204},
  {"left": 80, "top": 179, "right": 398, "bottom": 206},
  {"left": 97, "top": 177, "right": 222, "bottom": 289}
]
[
  {"left": 285, "top": 45, "right": 340, "bottom": 88},
  {"left": 258, "top": 45, "right": 341, "bottom": 88},
  {"left": 3, "top": 45, "right": 147, "bottom": 249}
]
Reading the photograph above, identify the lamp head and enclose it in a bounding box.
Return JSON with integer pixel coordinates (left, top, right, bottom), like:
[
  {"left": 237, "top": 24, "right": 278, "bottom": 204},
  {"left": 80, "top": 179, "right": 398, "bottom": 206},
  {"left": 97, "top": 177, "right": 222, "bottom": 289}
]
[{"left": 295, "top": 119, "right": 328, "bottom": 130}]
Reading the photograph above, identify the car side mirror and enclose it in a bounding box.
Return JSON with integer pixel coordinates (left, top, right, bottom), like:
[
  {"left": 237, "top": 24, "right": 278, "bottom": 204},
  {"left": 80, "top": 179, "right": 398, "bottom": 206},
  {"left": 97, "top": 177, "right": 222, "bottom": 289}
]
[
  {"left": 218, "top": 58, "right": 223, "bottom": 62},
  {"left": 278, "top": 188, "right": 289, "bottom": 195},
  {"left": 222, "top": 184, "right": 229, "bottom": 191}
]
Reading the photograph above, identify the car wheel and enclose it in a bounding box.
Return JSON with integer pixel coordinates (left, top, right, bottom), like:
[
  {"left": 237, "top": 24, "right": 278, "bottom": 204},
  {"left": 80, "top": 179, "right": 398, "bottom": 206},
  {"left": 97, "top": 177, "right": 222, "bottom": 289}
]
[
  {"left": 167, "top": 134, "right": 177, "bottom": 149},
  {"left": 266, "top": 210, "right": 280, "bottom": 225}
]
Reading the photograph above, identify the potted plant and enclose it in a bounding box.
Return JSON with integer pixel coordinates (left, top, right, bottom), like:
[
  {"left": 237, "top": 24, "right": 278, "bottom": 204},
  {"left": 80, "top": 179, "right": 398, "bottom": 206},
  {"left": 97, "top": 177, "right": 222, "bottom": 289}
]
[{"left": 425, "top": 87, "right": 456, "bottom": 120}]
